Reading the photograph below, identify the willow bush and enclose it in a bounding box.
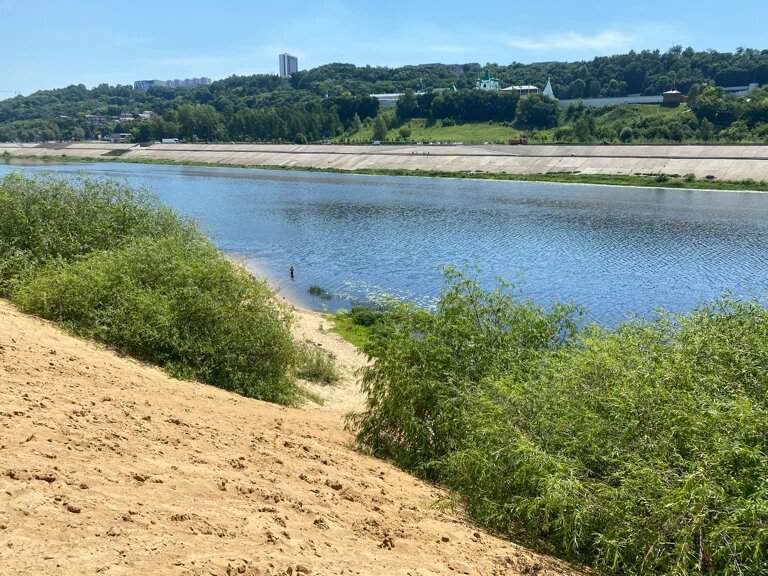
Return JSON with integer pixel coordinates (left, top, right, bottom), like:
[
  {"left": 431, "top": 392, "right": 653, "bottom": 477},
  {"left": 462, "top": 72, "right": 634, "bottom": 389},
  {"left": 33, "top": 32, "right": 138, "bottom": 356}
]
[
  {"left": 1, "top": 173, "right": 299, "bottom": 404},
  {"left": 0, "top": 172, "right": 193, "bottom": 295},
  {"left": 349, "top": 271, "right": 768, "bottom": 575},
  {"left": 348, "top": 267, "right": 583, "bottom": 477}
]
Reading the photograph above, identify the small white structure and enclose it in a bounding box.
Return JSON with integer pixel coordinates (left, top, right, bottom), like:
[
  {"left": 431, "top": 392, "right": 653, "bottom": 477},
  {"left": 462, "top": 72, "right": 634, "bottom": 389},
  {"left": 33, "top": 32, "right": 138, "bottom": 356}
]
[
  {"left": 370, "top": 93, "right": 403, "bottom": 107},
  {"left": 475, "top": 69, "right": 500, "bottom": 90},
  {"left": 501, "top": 84, "right": 540, "bottom": 96},
  {"left": 543, "top": 78, "right": 555, "bottom": 97}
]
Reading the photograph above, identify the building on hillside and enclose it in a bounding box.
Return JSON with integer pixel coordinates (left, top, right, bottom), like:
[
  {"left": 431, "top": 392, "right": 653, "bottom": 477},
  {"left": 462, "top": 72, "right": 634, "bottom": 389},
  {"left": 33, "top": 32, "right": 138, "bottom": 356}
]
[
  {"left": 84, "top": 114, "right": 110, "bottom": 124},
  {"left": 475, "top": 69, "right": 500, "bottom": 90},
  {"left": 723, "top": 82, "right": 759, "bottom": 97},
  {"left": 279, "top": 53, "right": 298, "bottom": 78},
  {"left": 501, "top": 84, "right": 540, "bottom": 96},
  {"left": 370, "top": 93, "right": 402, "bottom": 107},
  {"left": 134, "top": 78, "right": 211, "bottom": 91},
  {"left": 107, "top": 133, "right": 132, "bottom": 143},
  {"left": 662, "top": 90, "right": 686, "bottom": 104},
  {"left": 543, "top": 78, "right": 555, "bottom": 97}
]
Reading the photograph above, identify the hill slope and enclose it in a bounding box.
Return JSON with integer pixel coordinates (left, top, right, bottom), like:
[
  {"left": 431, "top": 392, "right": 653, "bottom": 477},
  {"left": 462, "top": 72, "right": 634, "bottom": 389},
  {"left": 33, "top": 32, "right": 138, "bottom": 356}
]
[{"left": 0, "top": 300, "right": 578, "bottom": 576}]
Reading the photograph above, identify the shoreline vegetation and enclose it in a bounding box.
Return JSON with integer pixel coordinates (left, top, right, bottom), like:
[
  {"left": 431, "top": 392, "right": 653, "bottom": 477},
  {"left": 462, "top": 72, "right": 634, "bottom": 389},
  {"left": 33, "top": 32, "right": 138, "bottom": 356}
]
[
  {"left": 2, "top": 152, "right": 768, "bottom": 192},
  {"left": 0, "top": 172, "right": 301, "bottom": 405},
  {"left": 3, "top": 173, "right": 766, "bottom": 575},
  {"left": 344, "top": 269, "right": 768, "bottom": 575}
]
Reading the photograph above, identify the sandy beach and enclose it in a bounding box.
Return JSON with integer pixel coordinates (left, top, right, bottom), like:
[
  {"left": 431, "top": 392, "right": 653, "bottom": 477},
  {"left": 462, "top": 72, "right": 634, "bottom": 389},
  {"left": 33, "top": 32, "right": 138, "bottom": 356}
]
[{"left": 0, "top": 294, "right": 584, "bottom": 575}]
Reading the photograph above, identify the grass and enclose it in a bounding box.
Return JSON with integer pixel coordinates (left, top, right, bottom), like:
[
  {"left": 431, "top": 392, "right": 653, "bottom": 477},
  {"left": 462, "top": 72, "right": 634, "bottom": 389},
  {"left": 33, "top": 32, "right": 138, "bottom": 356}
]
[
  {"left": 326, "top": 312, "right": 375, "bottom": 350},
  {"left": 340, "top": 105, "right": 712, "bottom": 145},
  {"left": 343, "top": 117, "right": 524, "bottom": 144},
  {"left": 0, "top": 173, "right": 301, "bottom": 405},
  {"left": 294, "top": 342, "right": 340, "bottom": 385},
  {"left": 348, "top": 267, "right": 768, "bottom": 575},
  {"left": 326, "top": 305, "right": 388, "bottom": 351}
]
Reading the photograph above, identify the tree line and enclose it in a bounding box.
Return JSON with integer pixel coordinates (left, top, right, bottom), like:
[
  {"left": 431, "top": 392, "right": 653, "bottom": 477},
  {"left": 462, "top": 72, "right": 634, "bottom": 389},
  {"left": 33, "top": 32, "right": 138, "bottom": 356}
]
[{"left": 1, "top": 46, "right": 767, "bottom": 143}]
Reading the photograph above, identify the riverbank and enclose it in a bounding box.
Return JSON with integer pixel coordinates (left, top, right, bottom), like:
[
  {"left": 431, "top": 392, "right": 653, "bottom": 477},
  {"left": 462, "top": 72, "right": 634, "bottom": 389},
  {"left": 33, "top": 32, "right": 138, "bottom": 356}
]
[
  {"left": 0, "top": 299, "right": 578, "bottom": 575},
  {"left": 3, "top": 142, "right": 768, "bottom": 190}
]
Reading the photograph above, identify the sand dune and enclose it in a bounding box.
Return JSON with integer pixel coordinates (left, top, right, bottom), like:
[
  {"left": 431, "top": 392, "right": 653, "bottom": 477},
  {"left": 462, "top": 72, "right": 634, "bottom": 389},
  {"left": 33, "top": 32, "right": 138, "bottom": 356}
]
[{"left": 0, "top": 299, "right": 579, "bottom": 575}]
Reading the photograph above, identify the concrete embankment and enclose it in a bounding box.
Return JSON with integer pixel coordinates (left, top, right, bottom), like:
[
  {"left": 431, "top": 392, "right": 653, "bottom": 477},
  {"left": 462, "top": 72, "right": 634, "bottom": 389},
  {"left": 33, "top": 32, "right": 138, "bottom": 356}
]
[{"left": 3, "top": 142, "right": 768, "bottom": 182}]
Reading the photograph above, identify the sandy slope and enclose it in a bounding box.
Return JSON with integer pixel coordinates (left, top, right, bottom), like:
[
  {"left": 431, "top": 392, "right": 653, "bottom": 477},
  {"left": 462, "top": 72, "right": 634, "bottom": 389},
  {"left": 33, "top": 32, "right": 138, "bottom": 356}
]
[
  {"left": 289, "top": 305, "right": 368, "bottom": 414},
  {"left": 0, "top": 300, "right": 580, "bottom": 576}
]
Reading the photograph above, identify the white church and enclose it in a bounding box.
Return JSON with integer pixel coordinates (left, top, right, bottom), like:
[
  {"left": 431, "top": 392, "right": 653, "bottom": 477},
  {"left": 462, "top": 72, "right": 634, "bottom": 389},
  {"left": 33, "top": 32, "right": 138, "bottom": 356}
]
[{"left": 476, "top": 69, "right": 556, "bottom": 99}]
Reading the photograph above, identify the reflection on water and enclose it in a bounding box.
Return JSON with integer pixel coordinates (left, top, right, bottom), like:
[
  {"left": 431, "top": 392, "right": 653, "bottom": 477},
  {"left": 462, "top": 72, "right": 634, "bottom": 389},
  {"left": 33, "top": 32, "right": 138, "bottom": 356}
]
[{"left": 2, "top": 161, "right": 768, "bottom": 325}]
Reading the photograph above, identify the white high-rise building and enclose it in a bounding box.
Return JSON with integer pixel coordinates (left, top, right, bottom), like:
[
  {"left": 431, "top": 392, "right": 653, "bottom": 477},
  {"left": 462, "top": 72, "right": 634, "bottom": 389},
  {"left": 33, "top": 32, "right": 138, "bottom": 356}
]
[{"left": 279, "top": 53, "right": 298, "bottom": 78}]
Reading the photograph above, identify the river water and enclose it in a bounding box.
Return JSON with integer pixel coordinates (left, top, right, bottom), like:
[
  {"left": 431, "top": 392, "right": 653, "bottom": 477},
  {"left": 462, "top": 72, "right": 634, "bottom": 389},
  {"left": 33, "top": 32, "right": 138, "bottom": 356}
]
[{"left": 3, "top": 161, "right": 768, "bottom": 325}]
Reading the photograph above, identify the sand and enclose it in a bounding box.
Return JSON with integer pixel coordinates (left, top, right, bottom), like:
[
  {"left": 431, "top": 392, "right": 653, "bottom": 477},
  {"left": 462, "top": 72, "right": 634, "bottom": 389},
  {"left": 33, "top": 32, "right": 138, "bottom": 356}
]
[{"left": 0, "top": 299, "right": 581, "bottom": 575}]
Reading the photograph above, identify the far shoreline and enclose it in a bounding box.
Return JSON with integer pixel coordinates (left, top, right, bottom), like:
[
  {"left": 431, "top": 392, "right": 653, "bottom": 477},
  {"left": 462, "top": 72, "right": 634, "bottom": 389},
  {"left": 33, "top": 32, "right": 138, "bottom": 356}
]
[{"left": 3, "top": 152, "right": 768, "bottom": 194}]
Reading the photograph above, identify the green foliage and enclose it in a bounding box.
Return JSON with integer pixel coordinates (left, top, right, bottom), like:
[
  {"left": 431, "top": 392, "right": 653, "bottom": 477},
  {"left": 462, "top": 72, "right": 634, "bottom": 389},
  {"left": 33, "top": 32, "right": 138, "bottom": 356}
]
[
  {"left": 3, "top": 48, "right": 768, "bottom": 143},
  {"left": 348, "top": 267, "right": 582, "bottom": 476},
  {"left": 327, "top": 312, "right": 375, "bottom": 350},
  {"left": 1, "top": 174, "right": 299, "bottom": 405},
  {"left": 514, "top": 95, "right": 561, "bottom": 129},
  {"left": 0, "top": 172, "right": 192, "bottom": 296},
  {"left": 329, "top": 305, "right": 389, "bottom": 351},
  {"left": 307, "top": 284, "right": 332, "bottom": 300},
  {"left": 349, "top": 270, "right": 768, "bottom": 575},
  {"left": 372, "top": 116, "right": 388, "bottom": 141},
  {"left": 294, "top": 342, "right": 340, "bottom": 385},
  {"left": 350, "top": 305, "right": 385, "bottom": 327}
]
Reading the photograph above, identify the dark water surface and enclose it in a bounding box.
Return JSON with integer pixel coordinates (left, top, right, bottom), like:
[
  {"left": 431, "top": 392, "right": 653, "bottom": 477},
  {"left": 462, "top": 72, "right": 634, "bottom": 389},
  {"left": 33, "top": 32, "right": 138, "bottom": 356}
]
[{"left": 3, "top": 161, "right": 768, "bottom": 325}]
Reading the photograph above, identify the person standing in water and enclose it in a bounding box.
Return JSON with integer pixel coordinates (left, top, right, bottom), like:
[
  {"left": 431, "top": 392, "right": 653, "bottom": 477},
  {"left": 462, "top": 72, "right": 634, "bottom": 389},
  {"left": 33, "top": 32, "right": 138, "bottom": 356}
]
[{"left": 289, "top": 266, "right": 295, "bottom": 281}]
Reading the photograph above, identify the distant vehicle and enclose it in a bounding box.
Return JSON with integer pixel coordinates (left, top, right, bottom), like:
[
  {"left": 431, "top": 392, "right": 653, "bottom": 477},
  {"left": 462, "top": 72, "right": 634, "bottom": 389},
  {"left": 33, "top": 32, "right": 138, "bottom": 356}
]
[
  {"left": 321, "top": 140, "right": 333, "bottom": 144},
  {"left": 508, "top": 137, "right": 528, "bottom": 145},
  {"left": 372, "top": 140, "right": 381, "bottom": 145},
  {"left": 161, "top": 138, "right": 179, "bottom": 144}
]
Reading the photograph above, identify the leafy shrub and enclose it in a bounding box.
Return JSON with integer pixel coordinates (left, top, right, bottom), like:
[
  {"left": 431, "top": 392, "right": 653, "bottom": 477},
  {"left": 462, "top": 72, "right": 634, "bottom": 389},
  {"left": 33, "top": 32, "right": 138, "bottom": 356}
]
[
  {"left": 295, "top": 342, "right": 340, "bottom": 385},
  {"left": 349, "top": 305, "right": 384, "bottom": 327},
  {"left": 13, "top": 236, "right": 299, "bottom": 404},
  {"left": 1, "top": 174, "right": 299, "bottom": 405},
  {"left": 350, "top": 270, "right": 768, "bottom": 575},
  {"left": 348, "top": 267, "right": 582, "bottom": 476},
  {"left": 619, "top": 126, "right": 634, "bottom": 142},
  {"left": 0, "top": 172, "right": 194, "bottom": 295}
]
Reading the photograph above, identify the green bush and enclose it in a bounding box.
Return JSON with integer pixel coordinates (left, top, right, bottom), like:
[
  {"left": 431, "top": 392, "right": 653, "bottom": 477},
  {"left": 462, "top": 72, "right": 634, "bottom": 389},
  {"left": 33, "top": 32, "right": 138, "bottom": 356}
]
[
  {"left": 295, "top": 342, "right": 340, "bottom": 385},
  {"left": 0, "top": 172, "right": 194, "bottom": 296},
  {"left": 350, "top": 305, "right": 384, "bottom": 327},
  {"left": 1, "top": 174, "right": 299, "bottom": 405},
  {"left": 349, "top": 270, "right": 768, "bottom": 575},
  {"left": 348, "top": 267, "right": 582, "bottom": 476},
  {"left": 13, "top": 236, "right": 299, "bottom": 404}
]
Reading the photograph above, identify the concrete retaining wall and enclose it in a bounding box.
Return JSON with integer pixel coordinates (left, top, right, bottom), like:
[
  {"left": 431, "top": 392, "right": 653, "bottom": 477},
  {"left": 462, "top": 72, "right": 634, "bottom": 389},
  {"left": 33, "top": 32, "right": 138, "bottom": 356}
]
[{"left": 2, "top": 142, "right": 767, "bottom": 182}]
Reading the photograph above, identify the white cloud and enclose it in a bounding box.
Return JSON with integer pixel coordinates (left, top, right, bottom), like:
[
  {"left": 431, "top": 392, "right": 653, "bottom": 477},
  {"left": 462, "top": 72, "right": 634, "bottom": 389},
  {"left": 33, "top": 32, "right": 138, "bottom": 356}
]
[{"left": 504, "top": 30, "right": 638, "bottom": 53}]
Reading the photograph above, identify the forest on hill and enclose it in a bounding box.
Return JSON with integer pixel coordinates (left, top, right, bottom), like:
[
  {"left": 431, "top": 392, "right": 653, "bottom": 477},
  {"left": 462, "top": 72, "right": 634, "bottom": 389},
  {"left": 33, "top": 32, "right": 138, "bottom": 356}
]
[{"left": 0, "top": 46, "right": 766, "bottom": 144}]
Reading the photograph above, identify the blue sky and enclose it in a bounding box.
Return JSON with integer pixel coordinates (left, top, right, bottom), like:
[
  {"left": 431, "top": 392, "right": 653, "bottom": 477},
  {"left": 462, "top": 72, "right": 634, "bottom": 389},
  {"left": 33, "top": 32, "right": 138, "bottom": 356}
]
[{"left": 1, "top": 0, "right": 766, "bottom": 97}]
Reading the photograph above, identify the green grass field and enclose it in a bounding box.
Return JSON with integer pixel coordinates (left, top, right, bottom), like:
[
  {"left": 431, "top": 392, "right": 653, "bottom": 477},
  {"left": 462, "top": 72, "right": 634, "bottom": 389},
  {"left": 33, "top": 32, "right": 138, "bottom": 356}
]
[{"left": 339, "top": 104, "right": 696, "bottom": 145}]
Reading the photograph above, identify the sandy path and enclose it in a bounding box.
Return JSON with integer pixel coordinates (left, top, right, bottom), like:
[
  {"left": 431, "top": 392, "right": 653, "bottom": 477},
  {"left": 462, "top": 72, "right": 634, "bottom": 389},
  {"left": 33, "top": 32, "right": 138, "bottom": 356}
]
[
  {"left": 289, "top": 304, "right": 368, "bottom": 414},
  {"left": 0, "top": 300, "right": 580, "bottom": 575}
]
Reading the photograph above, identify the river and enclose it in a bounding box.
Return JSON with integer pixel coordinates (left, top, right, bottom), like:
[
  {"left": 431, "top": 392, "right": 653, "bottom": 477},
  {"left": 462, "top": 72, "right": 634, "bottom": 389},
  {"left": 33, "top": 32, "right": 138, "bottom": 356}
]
[{"left": 3, "top": 160, "right": 768, "bottom": 325}]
